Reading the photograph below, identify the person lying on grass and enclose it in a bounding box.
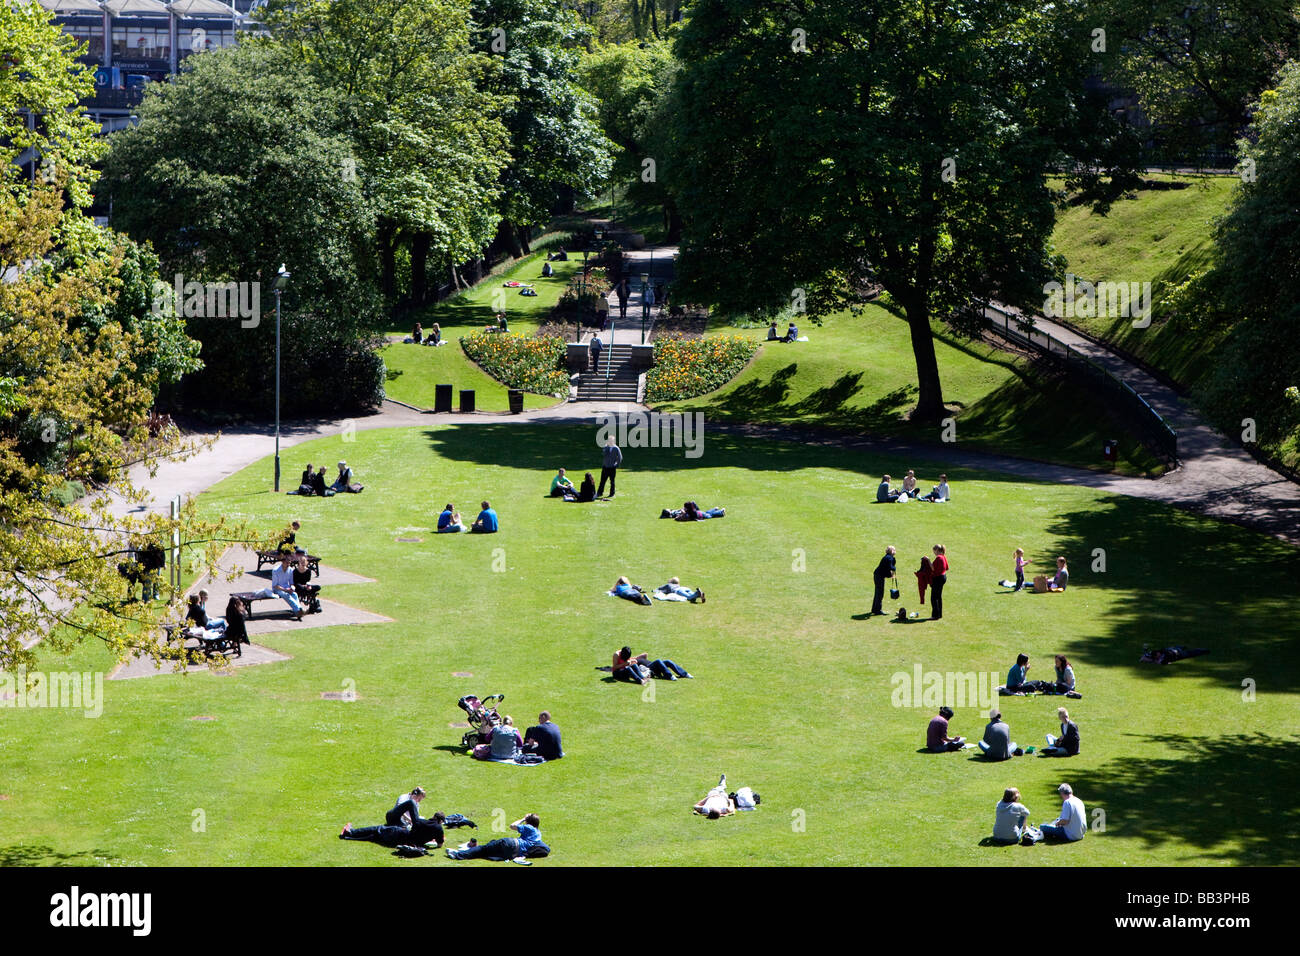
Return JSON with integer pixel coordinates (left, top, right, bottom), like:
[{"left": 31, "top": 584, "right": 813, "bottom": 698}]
[
  {"left": 446, "top": 814, "right": 549, "bottom": 861},
  {"left": 654, "top": 577, "right": 706, "bottom": 603},
  {"left": 611, "top": 646, "right": 692, "bottom": 684},
  {"left": 549, "top": 468, "right": 577, "bottom": 498},
  {"left": 609, "top": 576, "right": 652, "bottom": 605},
  {"left": 663, "top": 501, "right": 725, "bottom": 520},
  {"left": 694, "top": 775, "right": 736, "bottom": 818}
]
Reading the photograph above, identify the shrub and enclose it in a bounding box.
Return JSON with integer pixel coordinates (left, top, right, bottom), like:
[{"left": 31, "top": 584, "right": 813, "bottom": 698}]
[
  {"left": 461, "top": 331, "right": 569, "bottom": 396},
  {"left": 645, "top": 333, "right": 759, "bottom": 402}
]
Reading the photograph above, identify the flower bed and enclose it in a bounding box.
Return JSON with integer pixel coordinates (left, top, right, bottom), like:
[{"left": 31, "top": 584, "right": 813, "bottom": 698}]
[
  {"left": 645, "top": 333, "right": 759, "bottom": 403},
  {"left": 460, "top": 331, "right": 569, "bottom": 396}
]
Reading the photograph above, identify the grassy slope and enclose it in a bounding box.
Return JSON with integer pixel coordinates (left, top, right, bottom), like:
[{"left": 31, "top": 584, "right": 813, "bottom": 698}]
[
  {"left": 1049, "top": 173, "right": 1237, "bottom": 385},
  {"left": 3, "top": 425, "right": 1297, "bottom": 868},
  {"left": 657, "top": 305, "right": 1165, "bottom": 476},
  {"left": 382, "top": 252, "right": 587, "bottom": 411}
]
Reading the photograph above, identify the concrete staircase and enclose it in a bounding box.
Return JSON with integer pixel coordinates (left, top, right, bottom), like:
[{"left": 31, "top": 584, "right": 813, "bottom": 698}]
[{"left": 575, "top": 344, "right": 641, "bottom": 402}]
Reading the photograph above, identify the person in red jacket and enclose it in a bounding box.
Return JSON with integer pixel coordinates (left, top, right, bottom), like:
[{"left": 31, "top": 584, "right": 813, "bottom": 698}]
[
  {"left": 915, "top": 556, "right": 933, "bottom": 605},
  {"left": 930, "top": 544, "right": 950, "bottom": 619}
]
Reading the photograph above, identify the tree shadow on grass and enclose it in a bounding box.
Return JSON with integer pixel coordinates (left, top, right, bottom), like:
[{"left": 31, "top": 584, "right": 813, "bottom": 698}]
[
  {"left": 0, "top": 844, "right": 117, "bottom": 866},
  {"left": 1078, "top": 733, "right": 1300, "bottom": 866},
  {"left": 1038, "top": 494, "right": 1300, "bottom": 690}
]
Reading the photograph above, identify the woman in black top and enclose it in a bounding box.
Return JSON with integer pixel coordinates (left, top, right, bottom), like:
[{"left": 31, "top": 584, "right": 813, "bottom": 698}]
[
  {"left": 224, "top": 597, "right": 250, "bottom": 647},
  {"left": 293, "top": 554, "right": 321, "bottom": 612},
  {"left": 575, "top": 472, "right": 597, "bottom": 502}
]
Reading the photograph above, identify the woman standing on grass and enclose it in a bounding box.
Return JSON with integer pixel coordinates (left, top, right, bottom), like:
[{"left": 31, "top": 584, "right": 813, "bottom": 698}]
[{"left": 930, "top": 544, "right": 949, "bottom": 620}]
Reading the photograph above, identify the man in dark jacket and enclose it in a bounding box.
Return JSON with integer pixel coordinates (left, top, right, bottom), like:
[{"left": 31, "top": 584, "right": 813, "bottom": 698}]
[
  {"left": 1042, "top": 707, "right": 1080, "bottom": 756},
  {"left": 597, "top": 437, "right": 622, "bottom": 498},
  {"left": 523, "top": 712, "right": 563, "bottom": 761},
  {"left": 871, "top": 545, "right": 897, "bottom": 616}
]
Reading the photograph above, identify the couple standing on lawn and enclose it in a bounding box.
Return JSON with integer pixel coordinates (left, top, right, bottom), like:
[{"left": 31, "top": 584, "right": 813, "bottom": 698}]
[{"left": 871, "top": 544, "right": 950, "bottom": 619}]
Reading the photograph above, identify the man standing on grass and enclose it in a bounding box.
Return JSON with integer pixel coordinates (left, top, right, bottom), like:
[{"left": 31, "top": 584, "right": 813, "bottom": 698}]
[
  {"left": 871, "top": 545, "right": 897, "bottom": 616},
  {"left": 598, "top": 436, "right": 622, "bottom": 498}
]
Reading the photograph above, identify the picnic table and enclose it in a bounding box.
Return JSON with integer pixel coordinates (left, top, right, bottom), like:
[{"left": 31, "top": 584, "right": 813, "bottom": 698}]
[{"left": 164, "top": 624, "right": 246, "bottom": 659}]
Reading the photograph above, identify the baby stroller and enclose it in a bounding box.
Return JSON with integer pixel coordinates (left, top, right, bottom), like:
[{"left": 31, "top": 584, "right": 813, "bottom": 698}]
[{"left": 457, "top": 694, "right": 504, "bottom": 750}]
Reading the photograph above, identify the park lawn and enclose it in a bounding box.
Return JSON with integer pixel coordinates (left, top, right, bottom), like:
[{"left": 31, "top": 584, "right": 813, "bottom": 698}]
[
  {"left": 2, "top": 425, "right": 1298, "bottom": 869},
  {"left": 1049, "top": 173, "right": 1237, "bottom": 386},
  {"left": 382, "top": 252, "right": 585, "bottom": 411},
  {"left": 656, "top": 305, "right": 1166, "bottom": 476}
]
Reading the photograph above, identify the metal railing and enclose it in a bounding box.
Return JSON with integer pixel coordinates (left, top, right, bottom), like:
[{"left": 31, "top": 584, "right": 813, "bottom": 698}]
[{"left": 984, "top": 304, "right": 1178, "bottom": 463}]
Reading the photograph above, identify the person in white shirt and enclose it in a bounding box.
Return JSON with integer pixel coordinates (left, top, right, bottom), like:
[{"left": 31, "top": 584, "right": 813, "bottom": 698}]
[
  {"left": 693, "top": 774, "right": 736, "bottom": 818},
  {"left": 256, "top": 554, "right": 304, "bottom": 620},
  {"left": 1041, "top": 783, "right": 1086, "bottom": 842},
  {"left": 921, "top": 473, "right": 951, "bottom": 501}
]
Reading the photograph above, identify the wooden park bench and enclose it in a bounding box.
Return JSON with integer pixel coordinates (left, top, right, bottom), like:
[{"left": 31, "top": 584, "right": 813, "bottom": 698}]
[
  {"left": 255, "top": 549, "right": 321, "bottom": 576},
  {"left": 164, "top": 624, "right": 246, "bottom": 660}
]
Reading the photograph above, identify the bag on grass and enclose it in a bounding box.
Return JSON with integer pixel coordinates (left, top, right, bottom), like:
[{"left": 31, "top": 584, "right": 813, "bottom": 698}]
[
  {"left": 1033, "top": 575, "right": 1049, "bottom": 593},
  {"left": 1020, "top": 826, "right": 1043, "bottom": 845},
  {"left": 394, "top": 845, "right": 428, "bottom": 858}
]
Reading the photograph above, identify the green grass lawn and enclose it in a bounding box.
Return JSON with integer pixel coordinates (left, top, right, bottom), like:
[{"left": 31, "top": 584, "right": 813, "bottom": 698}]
[
  {"left": 1049, "top": 173, "right": 1237, "bottom": 385},
  {"left": 3, "top": 425, "right": 1297, "bottom": 867},
  {"left": 656, "top": 305, "right": 1166, "bottom": 476},
  {"left": 382, "top": 251, "right": 587, "bottom": 411}
]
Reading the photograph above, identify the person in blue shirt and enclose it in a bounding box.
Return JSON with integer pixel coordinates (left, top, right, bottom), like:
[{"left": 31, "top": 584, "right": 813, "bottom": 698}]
[
  {"left": 470, "top": 500, "right": 498, "bottom": 534},
  {"left": 1006, "top": 653, "right": 1032, "bottom": 692},
  {"left": 446, "top": 813, "right": 548, "bottom": 860}
]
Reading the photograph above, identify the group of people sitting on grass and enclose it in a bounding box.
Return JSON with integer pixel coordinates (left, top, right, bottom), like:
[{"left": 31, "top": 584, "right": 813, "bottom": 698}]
[
  {"left": 473, "top": 711, "right": 564, "bottom": 763},
  {"left": 692, "top": 774, "right": 762, "bottom": 819},
  {"left": 1002, "top": 653, "right": 1080, "bottom": 697},
  {"left": 927, "top": 705, "right": 1080, "bottom": 758},
  {"left": 766, "top": 320, "right": 801, "bottom": 343},
  {"left": 660, "top": 501, "right": 726, "bottom": 520},
  {"left": 611, "top": 645, "right": 693, "bottom": 683},
  {"left": 549, "top": 468, "right": 596, "bottom": 502},
  {"left": 1001, "top": 551, "right": 1069, "bottom": 592},
  {"left": 407, "top": 322, "right": 444, "bottom": 346},
  {"left": 993, "top": 783, "right": 1087, "bottom": 845},
  {"left": 877, "top": 470, "right": 950, "bottom": 503},
  {"left": 341, "top": 787, "right": 550, "bottom": 861},
  {"left": 609, "top": 575, "right": 706, "bottom": 605},
  {"left": 293, "top": 461, "right": 361, "bottom": 497},
  {"left": 437, "top": 501, "right": 499, "bottom": 534}
]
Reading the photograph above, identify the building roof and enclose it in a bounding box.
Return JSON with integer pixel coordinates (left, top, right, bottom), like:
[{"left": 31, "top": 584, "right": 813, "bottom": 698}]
[
  {"left": 34, "top": 0, "right": 104, "bottom": 13},
  {"left": 168, "top": 0, "right": 239, "bottom": 16},
  {"left": 101, "top": 0, "right": 171, "bottom": 15}
]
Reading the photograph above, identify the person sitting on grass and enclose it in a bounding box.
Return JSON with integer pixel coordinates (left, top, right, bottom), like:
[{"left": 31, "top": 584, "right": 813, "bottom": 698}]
[
  {"left": 550, "top": 468, "right": 577, "bottom": 499},
  {"left": 992, "top": 787, "right": 1032, "bottom": 845},
  {"left": 1006, "top": 653, "right": 1034, "bottom": 694},
  {"left": 766, "top": 320, "right": 779, "bottom": 341},
  {"left": 782, "top": 321, "right": 799, "bottom": 342},
  {"left": 573, "top": 472, "right": 597, "bottom": 502},
  {"left": 876, "top": 475, "right": 901, "bottom": 503},
  {"left": 609, "top": 576, "right": 652, "bottom": 605},
  {"left": 1047, "top": 556, "right": 1069, "bottom": 591},
  {"left": 920, "top": 474, "right": 951, "bottom": 502},
  {"left": 978, "top": 709, "right": 1018, "bottom": 760},
  {"left": 654, "top": 577, "right": 706, "bottom": 603},
  {"left": 331, "top": 461, "right": 354, "bottom": 494},
  {"left": 523, "top": 712, "right": 563, "bottom": 761},
  {"left": 694, "top": 775, "right": 737, "bottom": 818},
  {"left": 447, "top": 814, "right": 549, "bottom": 861},
  {"left": 926, "top": 706, "right": 965, "bottom": 752},
  {"left": 311, "top": 466, "right": 330, "bottom": 497},
  {"left": 436, "top": 503, "right": 465, "bottom": 533},
  {"left": 1041, "top": 707, "right": 1080, "bottom": 757},
  {"left": 1041, "top": 783, "right": 1086, "bottom": 842},
  {"left": 470, "top": 501, "right": 498, "bottom": 534},
  {"left": 296, "top": 465, "right": 315, "bottom": 495},
  {"left": 487, "top": 716, "right": 524, "bottom": 761},
  {"left": 900, "top": 470, "right": 919, "bottom": 498},
  {"left": 411, "top": 323, "right": 423, "bottom": 344},
  {"left": 427, "top": 323, "right": 442, "bottom": 346},
  {"left": 1054, "top": 655, "right": 1077, "bottom": 694},
  {"left": 611, "top": 646, "right": 692, "bottom": 683}
]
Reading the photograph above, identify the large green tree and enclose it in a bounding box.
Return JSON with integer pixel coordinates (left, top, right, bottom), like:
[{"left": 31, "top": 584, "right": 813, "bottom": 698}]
[
  {"left": 101, "top": 43, "right": 384, "bottom": 414},
  {"left": 665, "top": 0, "right": 1136, "bottom": 419},
  {"left": 471, "top": 0, "right": 613, "bottom": 260},
  {"left": 3, "top": 4, "right": 232, "bottom": 670}
]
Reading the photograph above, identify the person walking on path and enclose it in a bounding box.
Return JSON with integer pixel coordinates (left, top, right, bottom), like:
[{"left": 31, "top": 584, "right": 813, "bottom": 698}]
[
  {"left": 871, "top": 545, "right": 897, "bottom": 616},
  {"left": 589, "top": 333, "right": 603, "bottom": 372},
  {"left": 616, "top": 278, "right": 629, "bottom": 321},
  {"left": 930, "top": 544, "right": 949, "bottom": 620},
  {"left": 598, "top": 437, "right": 622, "bottom": 498}
]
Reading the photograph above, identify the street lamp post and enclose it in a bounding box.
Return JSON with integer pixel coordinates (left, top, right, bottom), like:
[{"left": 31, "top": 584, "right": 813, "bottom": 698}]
[
  {"left": 640, "top": 271, "right": 650, "bottom": 344},
  {"left": 272, "top": 264, "right": 289, "bottom": 491}
]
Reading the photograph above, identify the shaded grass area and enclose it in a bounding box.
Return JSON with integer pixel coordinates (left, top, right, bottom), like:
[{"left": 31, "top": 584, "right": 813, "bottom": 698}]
[
  {"left": 657, "top": 306, "right": 1165, "bottom": 475},
  {"left": 1050, "top": 173, "right": 1237, "bottom": 386},
  {"left": 3, "top": 425, "right": 1297, "bottom": 867}
]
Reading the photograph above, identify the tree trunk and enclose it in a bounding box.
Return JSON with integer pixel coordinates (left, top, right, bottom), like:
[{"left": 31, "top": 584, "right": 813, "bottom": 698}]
[
  {"left": 495, "top": 218, "right": 524, "bottom": 259},
  {"left": 378, "top": 219, "right": 397, "bottom": 300},
  {"left": 411, "top": 232, "right": 430, "bottom": 304},
  {"left": 902, "top": 295, "right": 945, "bottom": 420},
  {"left": 664, "top": 200, "right": 682, "bottom": 243},
  {"left": 517, "top": 225, "right": 532, "bottom": 255}
]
